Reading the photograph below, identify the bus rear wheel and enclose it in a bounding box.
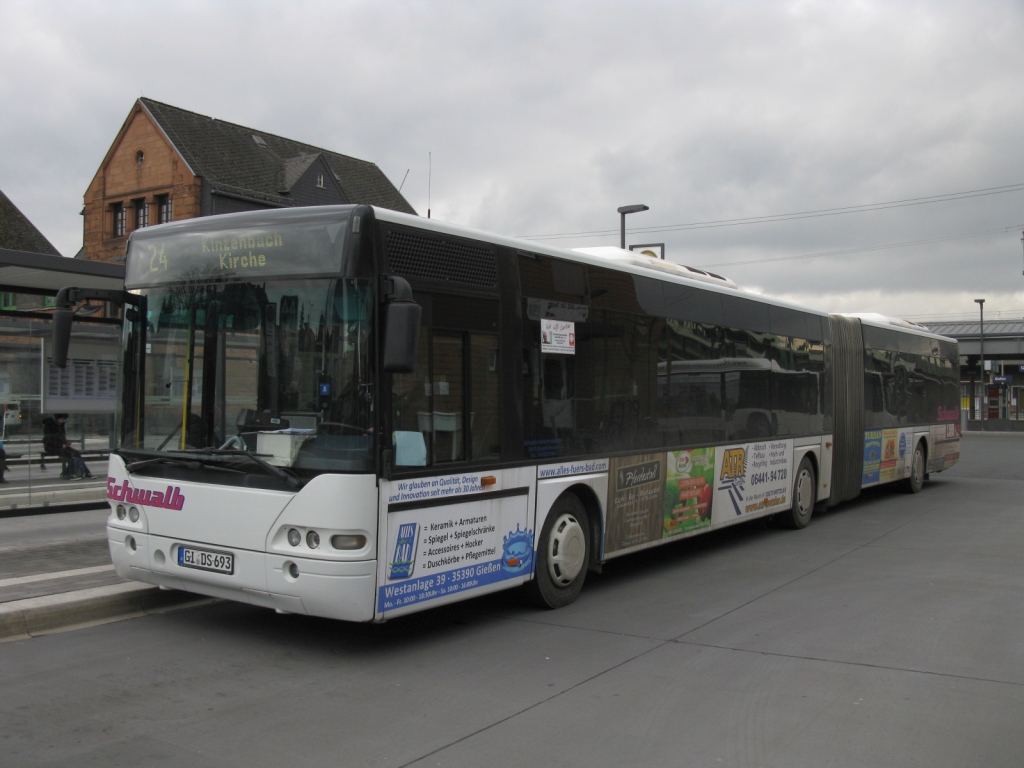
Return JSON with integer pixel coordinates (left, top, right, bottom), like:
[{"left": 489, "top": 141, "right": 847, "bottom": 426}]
[
  {"left": 905, "top": 441, "right": 926, "bottom": 493},
  {"left": 781, "top": 455, "right": 816, "bottom": 530},
  {"left": 528, "top": 493, "right": 590, "bottom": 609}
]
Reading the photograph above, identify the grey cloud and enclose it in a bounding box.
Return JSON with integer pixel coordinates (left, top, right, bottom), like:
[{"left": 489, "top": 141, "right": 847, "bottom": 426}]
[{"left": 2, "top": 0, "right": 1024, "bottom": 319}]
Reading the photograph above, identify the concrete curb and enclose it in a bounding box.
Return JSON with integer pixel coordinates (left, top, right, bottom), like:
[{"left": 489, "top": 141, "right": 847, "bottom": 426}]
[
  {"left": 0, "top": 582, "right": 214, "bottom": 642},
  {"left": 0, "top": 501, "right": 109, "bottom": 519}
]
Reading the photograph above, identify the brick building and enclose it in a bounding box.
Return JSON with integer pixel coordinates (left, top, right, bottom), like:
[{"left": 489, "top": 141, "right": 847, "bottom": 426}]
[{"left": 82, "top": 98, "right": 416, "bottom": 262}]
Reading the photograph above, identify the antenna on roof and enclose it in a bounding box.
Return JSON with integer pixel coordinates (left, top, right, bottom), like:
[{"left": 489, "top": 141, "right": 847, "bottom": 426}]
[{"left": 427, "top": 152, "right": 432, "bottom": 219}]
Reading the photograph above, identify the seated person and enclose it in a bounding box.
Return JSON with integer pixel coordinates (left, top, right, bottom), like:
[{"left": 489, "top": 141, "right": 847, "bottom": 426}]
[{"left": 42, "top": 413, "right": 93, "bottom": 480}]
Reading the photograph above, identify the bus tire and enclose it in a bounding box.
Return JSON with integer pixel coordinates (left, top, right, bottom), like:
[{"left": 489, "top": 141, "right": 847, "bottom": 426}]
[
  {"left": 905, "top": 441, "right": 926, "bottom": 493},
  {"left": 528, "top": 493, "right": 590, "bottom": 609},
  {"left": 782, "top": 455, "right": 816, "bottom": 530}
]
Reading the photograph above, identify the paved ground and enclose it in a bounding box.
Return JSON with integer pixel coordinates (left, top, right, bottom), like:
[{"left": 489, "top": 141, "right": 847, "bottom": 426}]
[
  {"left": 0, "top": 508, "right": 121, "bottom": 605},
  {"left": 0, "top": 434, "right": 1021, "bottom": 767}
]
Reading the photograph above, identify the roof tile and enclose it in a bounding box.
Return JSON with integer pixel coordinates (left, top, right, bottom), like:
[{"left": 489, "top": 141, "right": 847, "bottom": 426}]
[
  {"left": 0, "top": 189, "right": 61, "bottom": 256},
  {"left": 140, "top": 98, "right": 416, "bottom": 215}
]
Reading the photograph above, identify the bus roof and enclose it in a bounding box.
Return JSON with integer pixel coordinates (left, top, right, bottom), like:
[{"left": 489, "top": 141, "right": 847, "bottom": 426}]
[
  {"left": 371, "top": 206, "right": 829, "bottom": 316},
  {"left": 845, "top": 312, "right": 955, "bottom": 344},
  {"left": 372, "top": 207, "right": 956, "bottom": 344}
]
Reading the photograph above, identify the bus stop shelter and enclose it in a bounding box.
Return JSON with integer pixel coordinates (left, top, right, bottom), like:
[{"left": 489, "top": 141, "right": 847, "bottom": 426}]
[{"left": 1, "top": 248, "right": 124, "bottom": 512}]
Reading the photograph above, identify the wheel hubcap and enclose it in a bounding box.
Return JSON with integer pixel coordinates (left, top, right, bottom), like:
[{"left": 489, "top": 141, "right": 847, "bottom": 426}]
[
  {"left": 546, "top": 513, "right": 586, "bottom": 586},
  {"left": 797, "top": 469, "right": 813, "bottom": 514},
  {"left": 914, "top": 449, "right": 924, "bottom": 484}
]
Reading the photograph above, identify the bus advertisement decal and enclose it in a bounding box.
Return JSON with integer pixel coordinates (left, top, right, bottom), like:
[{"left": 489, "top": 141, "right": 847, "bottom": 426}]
[
  {"left": 605, "top": 442, "right": 794, "bottom": 555},
  {"left": 537, "top": 458, "right": 610, "bottom": 479},
  {"left": 713, "top": 440, "right": 792, "bottom": 521},
  {"left": 378, "top": 492, "right": 530, "bottom": 614},
  {"left": 385, "top": 472, "right": 485, "bottom": 506},
  {"left": 664, "top": 448, "right": 715, "bottom": 537},
  {"left": 862, "top": 431, "right": 883, "bottom": 486},
  {"left": 879, "top": 429, "right": 913, "bottom": 483},
  {"left": 605, "top": 453, "right": 667, "bottom": 554}
]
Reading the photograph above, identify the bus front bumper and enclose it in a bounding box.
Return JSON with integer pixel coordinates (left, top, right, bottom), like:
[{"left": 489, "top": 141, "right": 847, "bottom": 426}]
[{"left": 108, "top": 528, "right": 377, "bottom": 622}]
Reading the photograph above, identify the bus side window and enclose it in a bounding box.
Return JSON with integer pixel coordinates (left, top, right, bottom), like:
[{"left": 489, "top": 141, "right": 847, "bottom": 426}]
[
  {"left": 470, "top": 333, "right": 500, "bottom": 460},
  {"left": 391, "top": 302, "right": 500, "bottom": 467},
  {"left": 430, "top": 333, "right": 466, "bottom": 462},
  {"left": 660, "top": 319, "right": 725, "bottom": 447},
  {"left": 392, "top": 331, "right": 467, "bottom": 465},
  {"left": 723, "top": 327, "right": 773, "bottom": 441},
  {"left": 392, "top": 313, "right": 432, "bottom": 466}
]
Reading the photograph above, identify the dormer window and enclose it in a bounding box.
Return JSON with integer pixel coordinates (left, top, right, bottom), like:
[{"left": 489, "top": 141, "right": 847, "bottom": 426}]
[
  {"left": 252, "top": 135, "right": 267, "bottom": 148},
  {"left": 316, "top": 173, "right": 325, "bottom": 189}
]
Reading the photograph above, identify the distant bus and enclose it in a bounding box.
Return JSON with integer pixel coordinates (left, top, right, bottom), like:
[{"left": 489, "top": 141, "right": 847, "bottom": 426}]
[{"left": 54, "top": 205, "right": 960, "bottom": 621}]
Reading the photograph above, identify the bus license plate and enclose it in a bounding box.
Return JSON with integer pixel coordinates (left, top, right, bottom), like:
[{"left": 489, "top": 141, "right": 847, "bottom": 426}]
[{"left": 178, "top": 545, "right": 234, "bottom": 575}]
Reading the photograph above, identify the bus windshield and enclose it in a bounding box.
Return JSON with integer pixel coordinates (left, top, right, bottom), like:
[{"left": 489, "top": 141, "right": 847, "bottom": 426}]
[{"left": 120, "top": 277, "right": 374, "bottom": 475}]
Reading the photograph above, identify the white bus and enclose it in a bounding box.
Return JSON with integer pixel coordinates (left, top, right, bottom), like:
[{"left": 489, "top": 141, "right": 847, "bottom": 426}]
[{"left": 53, "top": 205, "right": 961, "bottom": 621}]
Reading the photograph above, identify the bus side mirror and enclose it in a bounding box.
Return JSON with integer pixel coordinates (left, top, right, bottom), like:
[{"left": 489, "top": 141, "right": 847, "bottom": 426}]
[
  {"left": 382, "top": 276, "right": 421, "bottom": 373},
  {"left": 52, "top": 307, "right": 74, "bottom": 369},
  {"left": 52, "top": 286, "right": 132, "bottom": 369}
]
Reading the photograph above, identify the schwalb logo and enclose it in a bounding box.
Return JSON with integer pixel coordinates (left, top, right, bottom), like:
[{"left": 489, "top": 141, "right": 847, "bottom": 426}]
[
  {"left": 388, "top": 523, "right": 418, "bottom": 580},
  {"left": 107, "top": 478, "right": 185, "bottom": 511}
]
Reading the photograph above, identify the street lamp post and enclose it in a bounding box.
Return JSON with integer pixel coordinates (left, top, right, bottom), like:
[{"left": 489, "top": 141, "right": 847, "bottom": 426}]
[
  {"left": 617, "top": 204, "right": 649, "bottom": 249},
  {"left": 975, "top": 298, "right": 985, "bottom": 421}
]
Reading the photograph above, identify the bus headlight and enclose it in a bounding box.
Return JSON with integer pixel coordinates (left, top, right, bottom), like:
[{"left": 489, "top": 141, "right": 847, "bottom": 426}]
[
  {"left": 331, "top": 534, "right": 366, "bottom": 550},
  {"left": 287, "top": 528, "right": 301, "bottom": 547},
  {"left": 306, "top": 530, "right": 320, "bottom": 549},
  {"left": 128, "top": 506, "right": 140, "bottom": 522},
  {"left": 116, "top": 504, "right": 126, "bottom": 520}
]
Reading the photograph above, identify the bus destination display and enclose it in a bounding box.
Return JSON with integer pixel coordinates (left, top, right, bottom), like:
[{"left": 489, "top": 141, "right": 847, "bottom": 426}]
[{"left": 125, "top": 208, "right": 349, "bottom": 288}]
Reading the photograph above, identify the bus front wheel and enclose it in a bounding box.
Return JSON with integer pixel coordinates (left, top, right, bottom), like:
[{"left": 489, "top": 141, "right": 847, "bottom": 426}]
[
  {"left": 905, "top": 441, "right": 926, "bottom": 493},
  {"left": 529, "top": 493, "right": 590, "bottom": 609},
  {"left": 781, "top": 455, "right": 816, "bottom": 530}
]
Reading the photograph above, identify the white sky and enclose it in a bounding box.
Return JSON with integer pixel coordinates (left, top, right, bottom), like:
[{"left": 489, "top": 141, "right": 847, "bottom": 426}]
[{"left": 2, "top": 0, "right": 1024, "bottom": 322}]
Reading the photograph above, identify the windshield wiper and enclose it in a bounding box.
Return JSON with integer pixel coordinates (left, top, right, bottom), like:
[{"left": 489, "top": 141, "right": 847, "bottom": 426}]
[
  {"left": 194, "top": 447, "right": 303, "bottom": 490},
  {"left": 120, "top": 450, "right": 246, "bottom": 475}
]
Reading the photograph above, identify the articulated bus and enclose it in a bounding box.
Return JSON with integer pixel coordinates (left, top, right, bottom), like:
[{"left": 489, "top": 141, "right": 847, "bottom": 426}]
[{"left": 53, "top": 205, "right": 961, "bottom": 621}]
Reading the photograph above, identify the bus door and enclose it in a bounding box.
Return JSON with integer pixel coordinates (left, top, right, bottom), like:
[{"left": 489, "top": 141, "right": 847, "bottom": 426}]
[{"left": 380, "top": 288, "right": 532, "bottom": 616}]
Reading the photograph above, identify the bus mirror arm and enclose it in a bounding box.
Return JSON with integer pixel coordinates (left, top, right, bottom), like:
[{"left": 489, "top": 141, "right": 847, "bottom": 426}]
[
  {"left": 381, "top": 276, "right": 422, "bottom": 373},
  {"left": 52, "top": 286, "right": 138, "bottom": 369}
]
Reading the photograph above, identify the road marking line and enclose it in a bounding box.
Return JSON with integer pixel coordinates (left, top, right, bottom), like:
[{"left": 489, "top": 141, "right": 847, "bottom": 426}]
[{"left": 0, "top": 564, "right": 114, "bottom": 589}]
